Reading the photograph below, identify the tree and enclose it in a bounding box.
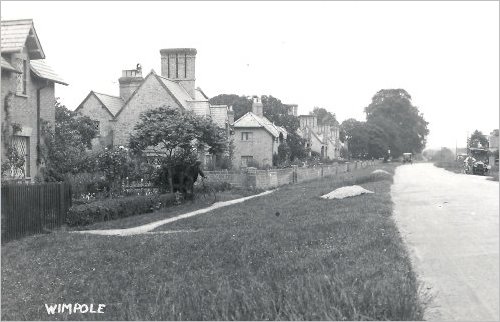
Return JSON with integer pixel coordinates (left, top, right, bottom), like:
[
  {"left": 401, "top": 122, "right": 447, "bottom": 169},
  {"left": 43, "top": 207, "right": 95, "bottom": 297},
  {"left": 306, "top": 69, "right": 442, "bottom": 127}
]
[
  {"left": 129, "top": 106, "right": 228, "bottom": 191},
  {"left": 310, "top": 107, "right": 338, "bottom": 126},
  {"left": 432, "top": 147, "right": 455, "bottom": 162},
  {"left": 39, "top": 100, "right": 99, "bottom": 181},
  {"left": 365, "top": 89, "right": 429, "bottom": 157},
  {"left": 261, "top": 95, "right": 308, "bottom": 161},
  {"left": 469, "top": 130, "right": 488, "bottom": 148},
  {"left": 209, "top": 94, "right": 252, "bottom": 121}
]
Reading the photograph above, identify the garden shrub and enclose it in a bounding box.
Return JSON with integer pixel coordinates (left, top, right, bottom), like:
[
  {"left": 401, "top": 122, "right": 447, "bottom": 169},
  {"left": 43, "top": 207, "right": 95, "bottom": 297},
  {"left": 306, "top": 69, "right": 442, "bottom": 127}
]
[{"left": 66, "top": 194, "right": 176, "bottom": 226}]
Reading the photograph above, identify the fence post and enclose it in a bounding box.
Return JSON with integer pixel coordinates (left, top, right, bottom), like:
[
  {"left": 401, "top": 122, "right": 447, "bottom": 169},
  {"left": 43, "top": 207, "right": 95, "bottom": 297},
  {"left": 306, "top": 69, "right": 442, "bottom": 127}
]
[{"left": 291, "top": 165, "right": 298, "bottom": 183}]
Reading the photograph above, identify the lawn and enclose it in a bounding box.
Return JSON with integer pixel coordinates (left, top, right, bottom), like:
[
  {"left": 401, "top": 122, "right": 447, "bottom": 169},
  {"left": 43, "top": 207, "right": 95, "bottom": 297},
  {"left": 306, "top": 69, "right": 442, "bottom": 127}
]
[{"left": 1, "top": 164, "right": 426, "bottom": 320}]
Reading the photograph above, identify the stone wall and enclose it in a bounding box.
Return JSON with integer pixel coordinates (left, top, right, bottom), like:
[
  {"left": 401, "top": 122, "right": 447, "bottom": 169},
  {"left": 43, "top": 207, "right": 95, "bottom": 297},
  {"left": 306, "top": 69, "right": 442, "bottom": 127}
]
[{"left": 203, "top": 160, "right": 377, "bottom": 190}]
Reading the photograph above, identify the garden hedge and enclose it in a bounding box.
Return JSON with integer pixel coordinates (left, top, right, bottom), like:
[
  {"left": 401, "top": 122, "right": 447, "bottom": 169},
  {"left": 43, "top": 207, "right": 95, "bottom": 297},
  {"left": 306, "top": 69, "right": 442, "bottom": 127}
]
[{"left": 66, "top": 194, "right": 176, "bottom": 226}]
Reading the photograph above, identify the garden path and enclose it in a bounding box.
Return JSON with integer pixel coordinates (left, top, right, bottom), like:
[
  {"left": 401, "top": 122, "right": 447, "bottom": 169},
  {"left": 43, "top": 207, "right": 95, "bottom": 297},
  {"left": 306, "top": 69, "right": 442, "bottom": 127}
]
[{"left": 73, "top": 189, "right": 276, "bottom": 236}]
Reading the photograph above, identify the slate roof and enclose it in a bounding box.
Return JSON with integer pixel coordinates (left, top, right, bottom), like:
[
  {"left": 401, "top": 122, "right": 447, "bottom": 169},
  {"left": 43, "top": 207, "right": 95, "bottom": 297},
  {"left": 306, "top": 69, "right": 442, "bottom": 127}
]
[
  {"left": 155, "top": 74, "right": 192, "bottom": 109},
  {"left": 93, "top": 92, "right": 124, "bottom": 116},
  {"left": 1, "top": 56, "right": 21, "bottom": 73},
  {"left": 30, "top": 60, "right": 68, "bottom": 85},
  {"left": 233, "top": 112, "right": 287, "bottom": 138},
  {"left": 1, "top": 19, "right": 44, "bottom": 59}
]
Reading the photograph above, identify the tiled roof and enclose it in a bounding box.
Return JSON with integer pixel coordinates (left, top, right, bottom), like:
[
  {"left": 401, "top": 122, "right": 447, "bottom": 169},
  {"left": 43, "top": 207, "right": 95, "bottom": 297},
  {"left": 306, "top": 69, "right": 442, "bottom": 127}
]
[
  {"left": 30, "top": 59, "right": 68, "bottom": 85},
  {"left": 155, "top": 74, "right": 192, "bottom": 109},
  {"left": 1, "top": 19, "right": 44, "bottom": 59},
  {"left": 233, "top": 112, "right": 287, "bottom": 138},
  {"left": 1, "top": 56, "right": 21, "bottom": 73},
  {"left": 209, "top": 106, "right": 228, "bottom": 128},
  {"left": 93, "top": 92, "right": 124, "bottom": 116}
]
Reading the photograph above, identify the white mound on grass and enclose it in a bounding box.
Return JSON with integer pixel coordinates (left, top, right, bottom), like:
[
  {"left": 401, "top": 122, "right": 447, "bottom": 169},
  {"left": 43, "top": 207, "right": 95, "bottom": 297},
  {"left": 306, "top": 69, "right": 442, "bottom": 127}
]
[
  {"left": 372, "top": 169, "right": 391, "bottom": 175},
  {"left": 321, "top": 185, "right": 374, "bottom": 200}
]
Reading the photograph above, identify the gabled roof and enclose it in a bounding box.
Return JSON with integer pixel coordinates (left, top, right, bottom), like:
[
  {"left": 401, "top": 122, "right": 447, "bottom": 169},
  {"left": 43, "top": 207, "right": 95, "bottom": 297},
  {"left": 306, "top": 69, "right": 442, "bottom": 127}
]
[
  {"left": 155, "top": 73, "right": 192, "bottom": 109},
  {"left": 93, "top": 92, "right": 124, "bottom": 116},
  {"left": 195, "top": 87, "right": 209, "bottom": 100},
  {"left": 1, "top": 19, "right": 45, "bottom": 59},
  {"left": 1, "top": 56, "right": 21, "bottom": 73},
  {"left": 75, "top": 91, "right": 123, "bottom": 118},
  {"left": 30, "top": 60, "right": 68, "bottom": 85},
  {"left": 233, "top": 112, "right": 287, "bottom": 138}
]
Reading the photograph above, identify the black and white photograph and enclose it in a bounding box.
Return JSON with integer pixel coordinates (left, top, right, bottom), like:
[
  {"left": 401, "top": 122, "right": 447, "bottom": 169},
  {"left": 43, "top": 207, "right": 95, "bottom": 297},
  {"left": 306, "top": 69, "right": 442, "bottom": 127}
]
[{"left": 1, "top": 1, "right": 498, "bottom": 320}]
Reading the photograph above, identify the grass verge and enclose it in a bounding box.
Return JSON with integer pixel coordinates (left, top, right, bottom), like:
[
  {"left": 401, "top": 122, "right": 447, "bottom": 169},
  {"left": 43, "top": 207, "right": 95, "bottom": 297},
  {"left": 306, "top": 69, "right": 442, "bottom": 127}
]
[
  {"left": 1, "top": 164, "right": 426, "bottom": 320},
  {"left": 435, "top": 161, "right": 499, "bottom": 181}
]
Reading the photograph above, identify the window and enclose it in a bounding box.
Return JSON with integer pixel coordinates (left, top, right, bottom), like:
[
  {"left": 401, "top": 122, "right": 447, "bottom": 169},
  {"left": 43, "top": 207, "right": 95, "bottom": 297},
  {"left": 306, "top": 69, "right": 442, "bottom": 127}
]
[
  {"left": 241, "top": 156, "right": 253, "bottom": 167},
  {"left": 10, "top": 135, "right": 30, "bottom": 178},
  {"left": 22, "top": 60, "right": 27, "bottom": 94},
  {"left": 16, "top": 59, "right": 28, "bottom": 96},
  {"left": 241, "top": 132, "right": 253, "bottom": 141},
  {"left": 92, "top": 120, "right": 100, "bottom": 135}
]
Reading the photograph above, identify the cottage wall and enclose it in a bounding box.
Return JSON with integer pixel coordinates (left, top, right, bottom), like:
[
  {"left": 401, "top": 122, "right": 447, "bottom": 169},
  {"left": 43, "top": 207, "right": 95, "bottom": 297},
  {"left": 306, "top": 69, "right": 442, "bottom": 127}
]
[
  {"left": 232, "top": 127, "right": 275, "bottom": 169},
  {"left": 113, "top": 74, "right": 182, "bottom": 147},
  {"left": 76, "top": 94, "right": 115, "bottom": 149},
  {"left": 1, "top": 50, "right": 56, "bottom": 179}
]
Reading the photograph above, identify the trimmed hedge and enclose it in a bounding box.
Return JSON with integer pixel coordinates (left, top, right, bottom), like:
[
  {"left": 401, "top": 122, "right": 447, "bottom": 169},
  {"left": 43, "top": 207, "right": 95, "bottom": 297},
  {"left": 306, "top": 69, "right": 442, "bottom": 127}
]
[{"left": 66, "top": 194, "right": 176, "bottom": 227}]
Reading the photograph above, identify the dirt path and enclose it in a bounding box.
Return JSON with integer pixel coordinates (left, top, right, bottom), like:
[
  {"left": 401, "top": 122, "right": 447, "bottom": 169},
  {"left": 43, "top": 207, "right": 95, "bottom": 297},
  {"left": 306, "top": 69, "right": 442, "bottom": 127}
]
[
  {"left": 391, "top": 163, "right": 499, "bottom": 321},
  {"left": 73, "top": 189, "right": 275, "bottom": 236}
]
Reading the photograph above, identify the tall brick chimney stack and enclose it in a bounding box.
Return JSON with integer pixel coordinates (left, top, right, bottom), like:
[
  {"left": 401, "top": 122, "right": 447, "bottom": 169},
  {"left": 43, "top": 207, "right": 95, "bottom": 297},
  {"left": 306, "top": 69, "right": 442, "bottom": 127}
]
[
  {"left": 252, "top": 96, "right": 263, "bottom": 117},
  {"left": 160, "top": 48, "right": 197, "bottom": 99},
  {"left": 119, "top": 63, "right": 143, "bottom": 101}
]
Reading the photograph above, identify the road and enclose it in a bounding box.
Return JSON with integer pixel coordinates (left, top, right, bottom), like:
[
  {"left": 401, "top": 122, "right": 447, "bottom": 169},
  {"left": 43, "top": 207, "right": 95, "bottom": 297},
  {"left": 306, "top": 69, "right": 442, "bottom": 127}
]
[{"left": 391, "top": 163, "right": 499, "bottom": 321}]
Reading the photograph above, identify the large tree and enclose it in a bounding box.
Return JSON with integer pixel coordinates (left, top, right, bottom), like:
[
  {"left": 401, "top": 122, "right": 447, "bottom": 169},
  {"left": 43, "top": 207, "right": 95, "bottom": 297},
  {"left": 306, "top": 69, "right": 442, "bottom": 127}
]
[
  {"left": 39, "top": 100, "right": 99, "bottom": 181},
  {"left": 365, "top": 89, "right": 429, "bottom": 157},
  {"left": 129, "top": 106, "right": 228, "bottom": 192},
  {"left": 129, "top": 106, "right": 227, "bottom": 159},
  {"left": 468, "top": 130, "right": 488, "bottom": 148}
]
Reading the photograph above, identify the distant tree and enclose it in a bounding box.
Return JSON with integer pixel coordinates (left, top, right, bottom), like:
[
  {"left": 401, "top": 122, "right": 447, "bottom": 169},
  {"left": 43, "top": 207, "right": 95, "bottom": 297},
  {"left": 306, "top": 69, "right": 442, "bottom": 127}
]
[
  {"left": 310, "top": 107, "right": 338, "bottom": 126},
  {"left": 468, "top": 130, "right": 489, "bottom": 148},
  {"left": 433, "top": 147, "right": 455, "bottom": 162},
  {"left": 261, "top": 95, "right": 308, "bottom": 162},
  {"left": 209, "top": 94, "right": 252, "bottom": 121},
  {"left": 365, "top": 89, "right": 429, "bottom": 157}
]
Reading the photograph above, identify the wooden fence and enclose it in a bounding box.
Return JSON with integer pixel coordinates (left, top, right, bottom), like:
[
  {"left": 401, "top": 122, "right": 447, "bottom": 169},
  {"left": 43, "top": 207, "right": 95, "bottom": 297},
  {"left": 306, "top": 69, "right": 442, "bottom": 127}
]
[{"left": 1, "top": 182, "right": 72, "bottom": 242}]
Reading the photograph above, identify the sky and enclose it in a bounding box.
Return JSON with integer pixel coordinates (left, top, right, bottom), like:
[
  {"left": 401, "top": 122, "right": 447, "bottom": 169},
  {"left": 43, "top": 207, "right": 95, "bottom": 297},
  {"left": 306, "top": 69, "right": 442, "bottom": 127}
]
[{"left": 1, "top": 1, "right": 498, "bottom": 150}]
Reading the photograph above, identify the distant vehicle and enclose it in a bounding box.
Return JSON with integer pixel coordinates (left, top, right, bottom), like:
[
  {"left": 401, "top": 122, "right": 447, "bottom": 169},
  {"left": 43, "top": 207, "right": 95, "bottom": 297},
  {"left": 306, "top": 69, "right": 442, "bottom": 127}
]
[
  {"left": 402, "top": 153, "right": 413, "bottom": 164},
  {"left": 456, "top": 153, "right": 468, "bottom": 162},
  {"left": 464, "top": 148, "right": 490, "bottom": 175}
]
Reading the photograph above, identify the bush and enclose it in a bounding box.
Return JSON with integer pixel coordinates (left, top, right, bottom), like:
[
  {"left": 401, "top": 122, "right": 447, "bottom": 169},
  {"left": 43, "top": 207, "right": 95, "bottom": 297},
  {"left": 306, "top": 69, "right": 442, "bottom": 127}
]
[{"left": 66, "top": 194, "right": 176, "bottom": 226}]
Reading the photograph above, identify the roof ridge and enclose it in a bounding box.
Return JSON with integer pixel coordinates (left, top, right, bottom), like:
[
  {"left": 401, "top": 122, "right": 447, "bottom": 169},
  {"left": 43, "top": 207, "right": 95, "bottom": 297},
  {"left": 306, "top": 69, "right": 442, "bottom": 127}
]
[
  {"left": 93, "top": 91, "right": 123, "bottom": 100},
  {"left": 1, "top": 19, "right": 33, "bottom": 24}
]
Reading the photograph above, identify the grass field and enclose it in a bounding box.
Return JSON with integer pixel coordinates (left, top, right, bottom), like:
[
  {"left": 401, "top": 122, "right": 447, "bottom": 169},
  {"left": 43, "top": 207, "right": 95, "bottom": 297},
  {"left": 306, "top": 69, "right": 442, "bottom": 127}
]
[{"left": 1, "top": 164, "right": 426, "bottom": 320}]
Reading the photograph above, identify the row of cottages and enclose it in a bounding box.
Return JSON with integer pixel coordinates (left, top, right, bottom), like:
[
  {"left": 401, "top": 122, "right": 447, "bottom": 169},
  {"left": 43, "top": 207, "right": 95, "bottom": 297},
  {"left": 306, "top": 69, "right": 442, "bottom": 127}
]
[
  {"left": 232, "top": 97, "right": 287, "bottom": 168},
  {"left": 75, "top": 48, "right": 233, "bottom": 164},
  {"left": 1, "top": 19, "right": 67, "bottom": 181},
  {"left": 297, "top": 114, "right": 341, "bottom": 160}
]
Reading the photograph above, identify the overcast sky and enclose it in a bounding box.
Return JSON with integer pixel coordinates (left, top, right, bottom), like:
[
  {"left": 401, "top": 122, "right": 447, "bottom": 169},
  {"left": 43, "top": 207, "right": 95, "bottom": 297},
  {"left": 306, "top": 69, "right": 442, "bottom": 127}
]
[{"left": 2, "top": 1, "right": 498, "bottom": 150}]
